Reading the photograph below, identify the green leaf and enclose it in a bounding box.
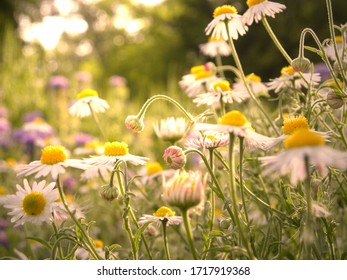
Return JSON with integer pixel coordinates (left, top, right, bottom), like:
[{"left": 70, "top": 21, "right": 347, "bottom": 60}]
[
  {"left": 304, "top": 46, "right": 323, "bottom": 57},
  {"left": 134, "top": 221, "right": 151, "bottom": 252},
  {"left": 26, "top": 237, "right": 52, "bottom": 250}
]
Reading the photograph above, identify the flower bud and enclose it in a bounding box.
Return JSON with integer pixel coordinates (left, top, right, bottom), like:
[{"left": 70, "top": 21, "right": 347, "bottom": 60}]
[
  {"left": 100, "top": 184, "right": 119, "bottom": 201},
  {"left": 219, "top": 219, "right": 231, "bottom": 229},
  {"left": 291, "top": 57, "right": 311, "bottom": 73},
  {"left": 163, "top": 146, "right": 186, "bottom": 169},
  {"left": 125, "top": 115, "right": 144, "bottom": 133},
  {"left": 326, "top": 89, "right": 345, "bottom": 109},
  {"left": 333, "top": 61, "right": 347, "bottom": 75}
]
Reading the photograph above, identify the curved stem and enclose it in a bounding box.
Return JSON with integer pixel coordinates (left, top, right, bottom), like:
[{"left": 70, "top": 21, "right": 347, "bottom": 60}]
[
  {"left": 87, "top": 102, "right": 108, "bottom": 141},
  {"left": 182, "top": 209, "right": 198, "bottom": 260},
  {"left": 56, "top": 176, "right": 102, "bottom": 260},
  {"left": 161, "top": 220, "right": 171, "bottom": 260}
]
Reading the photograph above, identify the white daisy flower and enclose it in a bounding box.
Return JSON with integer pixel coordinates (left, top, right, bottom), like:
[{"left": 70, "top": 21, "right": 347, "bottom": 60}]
[
  {"left": 16, "top": 145, "right": 88, "bottom": 180},
  {"left": 138, "top": 162, "right": 176, "bottom": 186},
  {"left": 260, "top": 129, "right": 347, "bottom": 185},
  {"left": 193, "top": 80, "right": 246, "bottom": 107},
  {"left": 153, "top": 117, "right": 191, "bottom": 143},
  {"left": 324, "top": 36, "right": 346, "bottom": 61},
  {"left": 139, "top": 206, "right": 183, "bottom": 227},
  {"left": 73, "top": 140, "right": 104, "bottom": 156},
  {"left": 205, "top": 5, "right": 248, "bottom": 41},
  {"left": 83, "top": 141, "right": 148, "bottom": 167},
  {"left": 243, "top": 0, "right": 286, "bottom": 26},
  {"left": 232, "top": 73, "right": 269, "bottom": 98},
  {"left": 69, "top": 88, "right": 110, "bottom": 118},
  {"left": 80, "top": 165, "right": 113, "bottom": 181},
  {"left": 267, "top": 65, "right": 321, "bottom": 93},
  {"left": 2, "top": 179, "right": 58, "bottom": 227},
  {"left": 185, "top": 131, "right": 229, "bottom": 150},
  {"left": 199, "top": 36, "right": 232, "bottom": 57}
]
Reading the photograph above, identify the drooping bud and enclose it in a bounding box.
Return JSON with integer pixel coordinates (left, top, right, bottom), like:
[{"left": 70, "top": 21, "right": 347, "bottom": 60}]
[
  {"left": 100, "top": 184, "right": 119, "bottom": 201},
  {"left": 291, "top": 57, "right": 311, "bottom": 73},
  {"left": 333, "top": 61, "right": 347, "bottom": 75},
  {"left": 125, "top": 115, "right": 144, "bottom": 133},
  {"left": 326, "top": 89, "right": 345, "bottom": 109},
  {"left": 163, "top": 146, "right": 186, "bottom": 169}
]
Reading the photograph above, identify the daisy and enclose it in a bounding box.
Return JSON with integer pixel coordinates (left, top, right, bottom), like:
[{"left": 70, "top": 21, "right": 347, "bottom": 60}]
[
  {"left": 199, "top": 36, "right": 232, "bottom": 57},
  {"left": 260, "top": 129, "right": 347, "bottom": 185},
  {"left": 185, "top": 131, "right": 229, "bottom": 150},
  {"left": 16, "top": 145, "right": 88, "bottom": 180},
  {"left": 80, "top": 165, "right": 113, "bottom": 181},
  {"left": 83, "top": 141, "right": 148, "bottom": 167},
  {"left": 2, "top": 179, "right": 58, "bottom": 227},
  {"left": 324, "top": 36, "right": 346, "bottom": 61},
  {"left": 163, "top": 170, "right": 206, "bottom": 210},
  {"left": 193, "top": 80, "right": 246, "bottom": 107},
  {"left": 267, "top": 65, "right": 321, "bottom": 93},
  {"left": 232, "top": 73, "right": 269, "bottom": 98},
  {"left": 69, "top": 88, "right": 110, "bottom": 118},
  {"left": 153, "top": 117, "right": 191, "bottom": 143},
  {"left": 163, "top": 146, "right": 187, "bottom": 170},
  {"left": 138, "top": 162, "right": 176, "bottom": 185},
  {"left": 243, "top": 0, "right": 286, "bottom": 26},
  {"left": 205, "top": 5, "right": 248, "bottom": 41},
  {"left": 139, "top": 206, "right": 182, "bottom": 227}
]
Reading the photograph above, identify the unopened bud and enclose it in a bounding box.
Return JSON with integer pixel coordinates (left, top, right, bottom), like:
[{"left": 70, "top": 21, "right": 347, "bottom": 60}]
[
  {"left": 326, "top": 89, "right": 345, "bottom": 109},
  {"left": 333, "top": 61, "right": 347, "bottom": 75},
  {"left": 291, "top": 57, "right": 311, "bottom": 73},
  {"left": 163, "top": 146, "right": 186, "bottom": 169},
  {"left": 101, "top": 184, "right": 119, "bottom": 201},
  {"left": 125, "top": 115, "right": 144, "bottom": 133},
  {"left": 219, "top": 219, "right": 231, "bottom": 229}
]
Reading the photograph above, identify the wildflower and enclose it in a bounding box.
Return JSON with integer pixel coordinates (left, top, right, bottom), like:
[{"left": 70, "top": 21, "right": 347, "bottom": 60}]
[
  {"left": 48, "top": 75, "right": 69, "bottom": 90},
  {"left": 74, "top": 139, "right": 104, "bottom": 156},
  {"left": 267, "top": 65, "right": 321, "bottom": 93},
  {"left": 153, "top": 117, "right": 190, "bottom": 143},
  {"left": 193, "top": 80, "right": 245, "bottom": 107},
  {"left": 291, "top": 57, "right": 311, "bottom": 73},
  {"left": 199, "top": 36, "right": 232, "bottom": 57},
  {"left": 205, "top": 5, "right": 248, "bottom": 41},
  {"left": 125, "top": 115, "right": 145, "bottom": 133},
  {"left": 80, "top": 165, "right": 113, "bottom": 181},
  {"left": 83, "top": 141, "right": 148, "bottom": 167},
  {"left": 260, "top": 129, "right": 347, "bottom": 185},
  {"left": 324, "top": 36, "right": 346, "bottom": 61},
  {"left": 243, "top": 0, "right": 286, "bottom": 26},
  {"left": 163, "top": 170, "right": 206, "bottom": 210},
  {"left": 139, "top": 206, "right": 182, "bottom": 227},
  {"left": 69, "top": 88, "right": 110, "bottom": 118},
  {"left": 163, "top": 146, "right": 186, "bottom": 169},
  {"left": 185, "top": 131, "right": 229, "bottom": 150},
  {"left": 16, "top": 145, "right": 88, "bottom": 180},
  {"left": 232, "top": 73, "right": 269, "bottom": 98},
  {"left": 2, "top": 179, "right": 58, "bottom": 227}
]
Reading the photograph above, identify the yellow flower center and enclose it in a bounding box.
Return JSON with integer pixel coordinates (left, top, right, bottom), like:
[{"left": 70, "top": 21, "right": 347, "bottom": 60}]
[
  {"left": 0, "top": 186, "right": 7, "bottom": 195},
  {"left": 212, "top": 80, "right": 231, "bottom": 92},
  {"left": 93, "top": 239, "right": 104, "bottom": 249},
  {"left": 281, "top": 66, "right": 295, "bottom": 76},
  {"left": 246, "top": 73, "right": 262, "bottom": 82},
  {"left": 190, "top": 65, "right": 205, "bottom": 74},
  {"left": 146, "top": 162, "right": 163, "bottom": 175},
  {"left": 218, "top": 110, "right": 248, "bottom": 127},
  {"left": 77, "top": 88, "right": 99, "bottom": 99},
  {"left": 282, "top": 116, "right": 310, "bottom": 135},
  {"left": 213, "top": 5, "right": 238, "bottom": 18},
  {"left": 206, "top": 134, "right": 216, "bottom": 141},
  {"left": 153, "top": 206, "right": 175, "bottom": 217},
  {"left": 284, "top": 129, "right": 325, "bottom": 148},
  {"left": 22, "top": 192, "right": 46, "bottom": 216},
  {"left": 335, "top": 36, "right": 343, "bottom": 44},
  {"left": 40, "top": 145, "right": 67, "bottom": 165},
  {"left": 208, "top": 36, "right": 224, "bottom": 42},
  {"left": 194, "top": 70, "right": 213, "bottom": 80},
  {"left": 104, "top": 141, "right": 129, "bottom": 156},
  {"left": 84, "top": 140, "right": 100, "bottom": 149},
  {"left": 33, "top": 118, "right": 45, "bottom": 124},
  {"left": 247, "top": 0, "right": 267, "bottom": 7}
]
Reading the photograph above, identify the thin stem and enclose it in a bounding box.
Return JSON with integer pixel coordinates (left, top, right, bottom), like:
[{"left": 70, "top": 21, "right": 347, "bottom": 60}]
[
  {"left": 228, "top": 133, "right": 255, "bottom": 259},
  {"left": 56, "top": 176, "right": 102, "bottom": 260},
  {"left": 161, "top": 220, "right": 171, "bottom": 260},
  {"left": 87, "top": 102, "right": 108, "bottom": 141},
  {"left": 239, "top": 137, "right": 249, "bottom": 224},
  {"left": 182, "top": 209, "right": 198, "bottom": 260},
  {"left": 215, "top": 53, "right": 226, "bottom": 78},
  {"left": 51, "top": 221, "right": 64, "bottom": 260}
]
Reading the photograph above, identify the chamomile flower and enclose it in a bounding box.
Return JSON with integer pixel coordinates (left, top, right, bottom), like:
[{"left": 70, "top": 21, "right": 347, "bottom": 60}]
[
  {"left": 205, "top": 5, "right": 248, "bottom": 41},
  {"left": 138, "top": 162, "right": 175, "bottom": 185},
  {"left": 199, "top": 36, "right": 232, "bottom": 57},
  {"left": 16, "top": 145, "right": 88, "bottom": 180},
  {"left": 69, "top": 88, "right": 109, "bottom": 118},
  {"left": 193, "top": 80, "right": 246, "bottom": 107},
  {"left": 153, "top": 117, "right": 191, "bottom": 143},
  {"left": 185, "top": 131, "right": 229, "bottom": 150},
  {"left": 324, "top": 36, "right": 346, "bottom": 61},
  {"left": 83, "top": 141, "right": 148, "bottom": 167},
  {"left": 2, "top": 179, "right": 58, "bottom": 227},
  {"left": 232, "top": 73, "right": 269, "bottom": 98},
  {"left": 267, "top": 65, "right": 321, "bottom": 93},
  {"left": 243, "top": 0, "right": 286, "bottom": 26},
  {"left": 139, "top": 206, "right": 182, "bottom": 227},
  {"left": 260, "top": 129, "right": 347, "bottom": 185}
]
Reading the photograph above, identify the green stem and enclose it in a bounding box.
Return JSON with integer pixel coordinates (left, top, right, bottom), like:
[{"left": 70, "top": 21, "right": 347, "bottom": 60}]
[
  {"left": 225, "top": 22, "right": 280, "bottom": 136},
  {"left": 321, "top": 218, "right": 336, "bottom": 260},
  {"left": 51, "top": 221, "right": 64, "bottom": 260},
  {"left": 182, "top": 209, "right": 198, "bottom": 260},
  {"left": 56, "top": 176, "right": 102, "bottom": 260},
  {"left": 87, "top": 102, "right": 108, "bottom": 141},
  {"left": 215, "top": 53, "right": 226, "bottom": 78},
  {"left": 162, "top": 220, "right": 171, "bottom": 260},
  {"left": 228, "top": 133, "right": 255, "bottom": 259},
  {"left": 239, "top": 137, "right": 249, "bottom": 224}
]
